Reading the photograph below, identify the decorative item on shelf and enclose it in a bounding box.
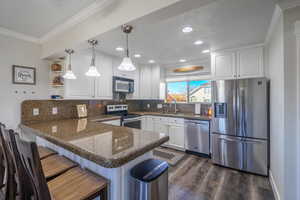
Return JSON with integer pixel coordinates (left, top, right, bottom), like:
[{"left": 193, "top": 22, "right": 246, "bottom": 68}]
[
  {"left": 12, "top": 65, "right": 36, "bottom": 85},
  {"left": 51, "top": 95, "right": 63, "bottom": 100},
  {"left": 86, "top": 39, "right": 101, "bottom": 77},
  {"left": 52, "top": 76, "right": 64, "bottom": 86},
  {"left": 118, "top": 25, "right": 136, "bottom": 71},
  {"left": 51, "top": 63, "right": 62, "bottom": 72},
  {"left": 63, "top": 49, "right": 76, "bottom": 79},
  {"left": 76, "top": 104, "right": 88, "bottom": 118}
]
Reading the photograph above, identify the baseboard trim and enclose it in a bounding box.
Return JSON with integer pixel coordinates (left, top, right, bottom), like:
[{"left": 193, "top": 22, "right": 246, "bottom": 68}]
[{"left": 269, "top": 170, "right": 281, "bottom": 200}]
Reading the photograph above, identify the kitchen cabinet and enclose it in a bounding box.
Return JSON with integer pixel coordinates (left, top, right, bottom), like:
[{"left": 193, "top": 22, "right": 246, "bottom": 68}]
[
  {"left": 168, "top": 124, "right": 185, "bottom": 150},
  {"left": 95, "top": 54, "right": 113, "bottom": 99},
  {"left": 151, "top": 65, "right": 161, "bottom": 99},
  {"left": 139, "top": 65, "right": 152, "bottom": 99},
  {"left": 211, "top": 45, "right": 264, "bottom": 80},
  {"left": 141, "top": 115, "right": 185, "bottom": 151},
  {"left": 236, "top": 46, "right": 264, "bottom": 78},
  {"left": 211, "top": 51, "right": 236, "bottom": 80}
]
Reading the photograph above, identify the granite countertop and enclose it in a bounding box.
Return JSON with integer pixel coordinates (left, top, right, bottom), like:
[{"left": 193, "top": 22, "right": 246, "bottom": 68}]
[
  {"left": 88, "top": 114, "right": 121, "bottom": 122},
  {"left": 131, "top": 112, "right": 211, "bottom": 121},
  {"left": 20, "top": 118, "right": 169, "bottom": 168}
]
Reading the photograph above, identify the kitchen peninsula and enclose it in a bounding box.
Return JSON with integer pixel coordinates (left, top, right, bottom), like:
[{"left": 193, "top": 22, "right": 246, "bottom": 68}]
[{"left": 20, "top": 118, "right": 169, "bottom": 200}]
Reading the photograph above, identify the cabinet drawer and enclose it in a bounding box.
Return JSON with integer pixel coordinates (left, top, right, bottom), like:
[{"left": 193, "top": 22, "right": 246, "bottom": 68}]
[{"left": 168, "top": 118, "right": 184, "bottom": 124}]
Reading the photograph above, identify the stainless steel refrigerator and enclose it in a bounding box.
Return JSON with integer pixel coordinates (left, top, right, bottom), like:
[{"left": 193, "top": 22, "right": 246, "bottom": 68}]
[{"left": 211, "top": 78, "right": 269, "bottom": 176}]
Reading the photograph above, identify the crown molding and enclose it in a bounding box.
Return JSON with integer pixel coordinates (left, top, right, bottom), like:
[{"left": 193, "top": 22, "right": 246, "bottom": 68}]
[
  {"left": 0, "top": 26, "right": 39, "bottom": 43},
  {"left": 278, "top": 0, "right": 300, "bottom": 10},
  {"left": 265, "top": 5, "right": 283, "bottom": 44},
  {"left": 39, "top": 0, "right": 111, "bottom": 43}
]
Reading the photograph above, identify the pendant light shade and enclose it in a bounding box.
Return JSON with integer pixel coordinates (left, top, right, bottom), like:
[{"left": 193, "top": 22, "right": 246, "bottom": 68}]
[
  {"left": 86, "top": 40, "right": 101, "bottom": 77},
  {"left": 118, "top": 25, "right": 136, "bottom": 71},
  {"left": 63, "top": 49, "right": 77, "bottom": 80}
]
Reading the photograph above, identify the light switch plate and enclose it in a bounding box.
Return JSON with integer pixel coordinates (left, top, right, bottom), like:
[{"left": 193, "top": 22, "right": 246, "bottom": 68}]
[
  {"left": 33, "top": 108, "right": 39, "bottom": 116},
  {"left": 52, "top": 107, "right": 58, "bottom": 115},
  {"left": 157, "top": 104, "right": 162, "bottom": 109},
  {"left": 147, "top": 104, "right": 150, "bottom": 108}
]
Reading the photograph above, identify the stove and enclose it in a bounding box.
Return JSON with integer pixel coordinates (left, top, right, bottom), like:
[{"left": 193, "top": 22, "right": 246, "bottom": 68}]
[{"left": 106, "top": 105, "right": 142, "bottom": 129}]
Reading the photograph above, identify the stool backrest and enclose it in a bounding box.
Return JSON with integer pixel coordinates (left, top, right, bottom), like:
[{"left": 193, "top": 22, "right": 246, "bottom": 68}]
[
  {"left": 0, "top": 124, "right": 16, "bottom": 200},
  {"left": 15, "top": 134, "right": 52, "bottom": 200},
  {"left": 2, "top": 129, "right": 33, "bottom": 199}
]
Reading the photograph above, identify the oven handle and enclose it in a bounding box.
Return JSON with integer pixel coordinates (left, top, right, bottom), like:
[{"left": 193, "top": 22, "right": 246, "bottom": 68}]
[{"left": 122, "top": 117, "right": 142, "bottom": 123}]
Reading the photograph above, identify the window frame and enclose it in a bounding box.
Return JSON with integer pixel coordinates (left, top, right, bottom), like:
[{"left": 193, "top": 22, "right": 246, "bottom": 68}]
[{"left": 165, "top": 80, "right": 212, "bottom": 104}]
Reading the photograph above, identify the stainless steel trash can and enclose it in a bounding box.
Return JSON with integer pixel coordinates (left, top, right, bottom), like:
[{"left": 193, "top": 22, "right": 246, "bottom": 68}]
[{"left": 130, "top": 159, "right": 169, "bottom": 200}]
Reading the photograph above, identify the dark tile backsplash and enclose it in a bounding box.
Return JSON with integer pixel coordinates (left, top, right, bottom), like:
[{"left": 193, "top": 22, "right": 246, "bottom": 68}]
[{"left": 21, "top": 99, "right": 211, "bottom": 124}]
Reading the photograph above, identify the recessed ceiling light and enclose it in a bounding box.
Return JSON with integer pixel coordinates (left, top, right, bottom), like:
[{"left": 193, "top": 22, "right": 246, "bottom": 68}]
[
  {"left": 194, "top": 40, "right": 203, "bottom": 45},
  {"left": 179, "top": 59, "right": 187, "bottom": 63},
  {"left": 182, "top": 26, "right": 193, "bottom": 33},
  {"left": 149, "top": 60, "right": 155, "bottom": 64},
  {"left": 134, "top": 54, "right": 141, "bottom": 58},
  {"left": 202, "top": 49, "right": 210, "bottom": 53},
  {"left": 115, "top": 47, "right": 124, "bottom": 51}
]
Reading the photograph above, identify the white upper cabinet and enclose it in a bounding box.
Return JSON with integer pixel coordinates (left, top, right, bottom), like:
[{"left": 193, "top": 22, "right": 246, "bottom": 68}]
[
  {"left": 95, "top": 54, "right": 113, "bottom": 99},
  {"left": 211, "top": 45, "right": 264, "bottom": 80},
  {"left": 65, "top": 52, "right": 95, "bottom": 99},
  {"left": 151, "top": 65, "right": 161, "bottom": 99},
  {"left": 236, "top": 46, "right": 264, "bottom": 78},
  {"left": 139, "top": 65, "right": 152, "bottom": 99},
  {"left": 211, "top": 51, "right": 236, "bottom": 79}
]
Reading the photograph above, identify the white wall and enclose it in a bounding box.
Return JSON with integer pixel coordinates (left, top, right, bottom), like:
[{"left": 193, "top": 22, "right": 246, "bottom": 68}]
[
  {"left": 265, "top": 5, "right": 285, "bottom": 200},
  {"left": 0, "top": 34, "right": 49, "bottom": 129},
  {"left": 282, "top": 6, "right": 300, "bottom": 200}
]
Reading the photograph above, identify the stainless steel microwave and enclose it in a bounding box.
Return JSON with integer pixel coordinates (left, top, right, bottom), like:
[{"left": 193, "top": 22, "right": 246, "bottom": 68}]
[{"left": 113, "top": 76, "right": 134, "bottom": 93}]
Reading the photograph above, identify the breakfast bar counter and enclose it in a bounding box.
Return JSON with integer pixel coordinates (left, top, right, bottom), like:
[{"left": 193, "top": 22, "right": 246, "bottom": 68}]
[{"left": 20, "top": 118, "right": 169, "bottom": 200}]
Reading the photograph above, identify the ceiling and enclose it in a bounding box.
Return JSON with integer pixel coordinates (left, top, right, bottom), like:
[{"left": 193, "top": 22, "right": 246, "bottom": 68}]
[
  {"left": 92, "top": 0, "right": 276, "bottom": 67},
  {"left": 0, "top": 0, "right": 97, "bottom": 37}
]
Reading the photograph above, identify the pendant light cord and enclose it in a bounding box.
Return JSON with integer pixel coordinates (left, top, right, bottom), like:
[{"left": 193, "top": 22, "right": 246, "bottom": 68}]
[
  {"left": 91, "top": 44, "right": 96, "bottom": 66},
  {"left": 126, "top": 33, "right": 129, "bottom": 57}
]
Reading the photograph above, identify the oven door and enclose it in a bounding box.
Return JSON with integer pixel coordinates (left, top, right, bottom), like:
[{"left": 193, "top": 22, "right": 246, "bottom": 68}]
[{"left": 123, "top": 118, "right": 141, "bottom": 129}]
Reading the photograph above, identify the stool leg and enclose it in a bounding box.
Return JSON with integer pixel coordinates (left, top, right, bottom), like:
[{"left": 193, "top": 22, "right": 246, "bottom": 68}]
[{"left": 100, "top": 187, "right": 107, "bottom": 200}]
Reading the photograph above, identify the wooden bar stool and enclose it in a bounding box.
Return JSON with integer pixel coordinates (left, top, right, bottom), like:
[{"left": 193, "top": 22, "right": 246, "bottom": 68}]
[
  {"left": 38, "top": 146, "right": 57, "bottom": 159},
  {"left": 0, "top": 124, "right": 17, "bottom": 200},
  {"left": 15, "top": 134, "right": 108, "bottom": 200}
]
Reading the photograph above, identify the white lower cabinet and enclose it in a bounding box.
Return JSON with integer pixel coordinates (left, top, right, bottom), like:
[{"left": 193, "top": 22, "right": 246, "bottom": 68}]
[{"left": 141, "top": 116, "right": 185, "bottom": 151}]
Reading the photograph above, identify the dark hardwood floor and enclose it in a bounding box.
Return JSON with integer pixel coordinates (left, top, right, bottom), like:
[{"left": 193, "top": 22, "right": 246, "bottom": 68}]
[{"left": 168, "top": 154, "right": 275, "bottom": 200}]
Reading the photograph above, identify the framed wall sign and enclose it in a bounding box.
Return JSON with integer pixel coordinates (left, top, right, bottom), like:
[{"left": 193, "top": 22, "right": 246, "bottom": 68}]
[{"left": 12, "top": 65, "right": 36, "bottom": 85}]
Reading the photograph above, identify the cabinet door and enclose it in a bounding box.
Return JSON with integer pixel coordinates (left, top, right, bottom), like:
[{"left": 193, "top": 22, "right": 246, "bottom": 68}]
[
  {"left": 211, "top": 52, "right": 236, "bottom": 80},
  {"left": 139, "top": 66, "right": 152, "bottom": 99},
  {"left": 126, "top": 67, "right": 140, "bottom": 99},
  {"left": 168, "top": 124, "right": 185, "bottom": 150},
  {"left": 95, "top": 54, "right": 113, "bottom": 99},
  {"left": 151, "top": 65, "right": 160, "bottom": 99},
  {"left": 237, "top": 46, "right": 264, "bottom": 78},
  {"left": 65, "top": 53, "right": 95, "bottom": 99},
  {"left": 145, "top": 116, "right": 154, "bottom": 131}
]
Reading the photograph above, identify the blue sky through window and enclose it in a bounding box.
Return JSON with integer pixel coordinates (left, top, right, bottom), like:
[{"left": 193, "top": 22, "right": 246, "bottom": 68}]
[{"left": 167, "top": 82, "right": 187, "bottom": 94}]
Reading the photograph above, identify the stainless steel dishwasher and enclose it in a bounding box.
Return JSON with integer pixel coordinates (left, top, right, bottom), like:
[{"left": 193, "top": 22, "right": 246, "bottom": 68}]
[{"left": 185, "top": 119, "right": 210, "bottom": 156}]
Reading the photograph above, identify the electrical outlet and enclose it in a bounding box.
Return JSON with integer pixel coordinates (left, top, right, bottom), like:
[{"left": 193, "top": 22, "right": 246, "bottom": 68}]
[
  {"left": 147, "top": 104, "right": 150, "bottom": 108},
  {"left": 157, "top": 104, "right": 162, "bottom": 109},
  {"left": 52, "top": 107, "right": 58, "bottom": 115},
  {"left": 52, "top": 125, "right": 58, "bottom": 133},
  {"left": 33, "top": 108, "right": 39, "bottom": 116}
]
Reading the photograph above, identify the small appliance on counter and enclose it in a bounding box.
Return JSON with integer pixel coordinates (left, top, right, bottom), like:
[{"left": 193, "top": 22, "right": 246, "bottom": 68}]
[{"left": 106, "top": 105, "right": 141, "bottom": 129}]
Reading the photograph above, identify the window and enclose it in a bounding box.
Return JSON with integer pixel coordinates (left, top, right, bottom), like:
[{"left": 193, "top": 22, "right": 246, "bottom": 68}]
[
  {"left": 166, "top": 80, "right": 211, "bottom": 103},
  {"left": 166, "top": 81, "right": 187, "bottom": 103},
  {"left": 189, "top": 80, "right": 211, "bottom": 103}
]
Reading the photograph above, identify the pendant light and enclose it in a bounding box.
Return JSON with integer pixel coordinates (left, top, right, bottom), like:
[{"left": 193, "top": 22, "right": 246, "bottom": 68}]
[
  {"left": 63, "top": 49, "right": 76, "bottom": 80},
  {"left": 118, "top": 25, "right": 136, "bottom": 71},
  {"left": 85, "top": 39, "right": 101, "bottom": 77}
]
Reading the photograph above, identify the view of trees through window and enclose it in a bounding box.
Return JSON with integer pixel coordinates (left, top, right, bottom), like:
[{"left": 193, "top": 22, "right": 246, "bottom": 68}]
[{"left": 166, "top": 80, "right": 211, "bottom": 103}]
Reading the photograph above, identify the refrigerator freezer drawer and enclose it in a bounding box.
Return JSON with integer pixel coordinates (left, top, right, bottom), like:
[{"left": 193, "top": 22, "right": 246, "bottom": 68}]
[{"left": 211, "top": 134, "right": 268, "bottom": 176}]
